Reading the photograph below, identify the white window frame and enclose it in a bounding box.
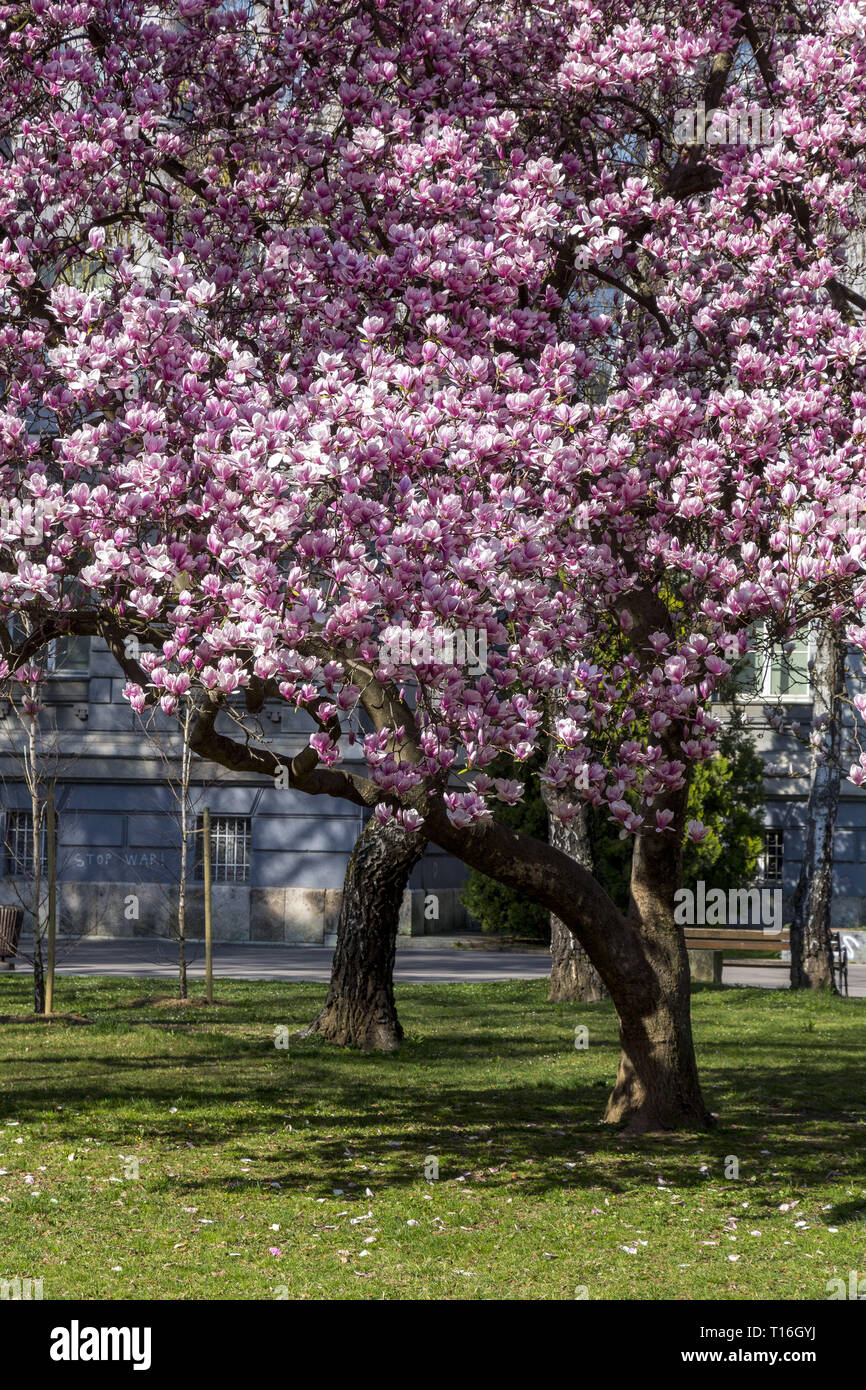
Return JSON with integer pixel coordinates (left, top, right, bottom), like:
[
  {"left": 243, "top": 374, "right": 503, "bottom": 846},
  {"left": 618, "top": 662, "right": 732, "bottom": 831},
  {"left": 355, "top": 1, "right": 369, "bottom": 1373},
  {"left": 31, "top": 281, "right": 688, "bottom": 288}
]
[{"left": 735, "top": 624, "right": 814, "bottom": 705}]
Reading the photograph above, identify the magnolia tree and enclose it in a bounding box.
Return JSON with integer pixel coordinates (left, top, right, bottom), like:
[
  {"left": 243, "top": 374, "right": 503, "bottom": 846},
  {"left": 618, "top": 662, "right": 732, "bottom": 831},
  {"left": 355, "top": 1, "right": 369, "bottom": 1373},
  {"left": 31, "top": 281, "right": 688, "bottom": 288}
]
[{"left": 2, "top": 0, "right": 866, "bottom": 1129}]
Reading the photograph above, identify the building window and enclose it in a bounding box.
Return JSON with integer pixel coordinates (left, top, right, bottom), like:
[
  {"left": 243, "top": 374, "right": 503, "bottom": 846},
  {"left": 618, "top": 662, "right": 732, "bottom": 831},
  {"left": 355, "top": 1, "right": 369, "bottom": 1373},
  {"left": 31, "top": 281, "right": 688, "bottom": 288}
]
[
  {"left": 732, "top": 625, "right": 811, "bottom": 702},
  {"left": 194, "top": 816, "right": 251, "bottom": 883},
  {"left": 47, "top": 635, "right": 90, "bottom": 675},
  {"left": 758, "top": 829, "right": 784, "bottom": 885},
  {"left": 767, "top": 633, "right": 809, "bottom": 698},
  {"left": 5, "top": 617, "right": 90, "bottom": 676},
  {"left": 3, "top": 810, "right": 54, "bottom": 877}
]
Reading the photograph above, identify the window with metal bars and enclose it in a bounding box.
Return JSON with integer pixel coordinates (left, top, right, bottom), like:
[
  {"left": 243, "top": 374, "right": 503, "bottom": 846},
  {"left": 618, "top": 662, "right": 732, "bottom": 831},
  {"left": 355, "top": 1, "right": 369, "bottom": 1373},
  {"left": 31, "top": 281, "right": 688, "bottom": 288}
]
[
  {"left": 194, "top": 816, "right": 251, "bottom": 883},
  {"left": 3, "top": 810, "right": 53, "bottom": 877},
  {"left": 758, "top": 828, "right": 784, "bottom": 885}
]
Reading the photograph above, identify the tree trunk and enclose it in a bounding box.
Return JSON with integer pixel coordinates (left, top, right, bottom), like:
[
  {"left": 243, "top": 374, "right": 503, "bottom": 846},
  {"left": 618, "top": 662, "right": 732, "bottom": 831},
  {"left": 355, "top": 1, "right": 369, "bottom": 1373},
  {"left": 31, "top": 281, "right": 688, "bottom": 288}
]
[
  {"left": 302, "top": 817, "right": 426, "bottom": 1050},
  {"left": 32, "top": 937, "right": 45, "bottom": 1015},
  {"left": 177, "top": 928, "right": 188, "bottom": 1000},
  {"left": 604, "top": 978, "right": 707, "bottom": 1130},
  {"left": 189, "top": 633, "right": 713, "bottom": 1130},
  {"left": 547, "top": 810, "right": 608, "bottom": 1003},
  {"left": 31, "top": 770, "right": 45, "bottom": 1015},
  {"left": 176, "top": 860, "right": 188, "bottom": 1001},
  {"left": 789, "top": 622, "right": 845, "bottom": 992},
  {"left": 44, "top": 784, "right": 57, "bottom": 1016},
  {"left": 422, "top": 788, "right": 711, "bottom": 1132},
  {"left": 598, "top": 825, "right": 709, "bottom": 1132}
]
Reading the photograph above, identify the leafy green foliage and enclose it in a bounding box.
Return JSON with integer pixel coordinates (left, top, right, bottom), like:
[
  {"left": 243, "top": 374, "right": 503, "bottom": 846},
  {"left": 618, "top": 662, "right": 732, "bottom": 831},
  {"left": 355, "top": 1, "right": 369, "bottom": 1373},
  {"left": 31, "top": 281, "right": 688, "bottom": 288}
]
[
  {"left": 681, "top": 727, "right": 765, "bottom": 891},
  {"left": 462, "top": 728, "right": 765, "bottom": 928},
  {"left": 460, "top": 755, "right": 549, "bottom": 938}
]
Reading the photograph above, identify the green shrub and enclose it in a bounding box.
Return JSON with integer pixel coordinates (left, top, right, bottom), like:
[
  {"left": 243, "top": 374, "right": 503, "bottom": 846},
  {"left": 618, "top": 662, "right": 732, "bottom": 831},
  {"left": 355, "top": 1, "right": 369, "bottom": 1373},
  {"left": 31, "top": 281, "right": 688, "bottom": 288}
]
[
  {"left": 461, "top": 727, "right": 764, "bottom": 931},
  {"left": 460, "top": 754, "right": 549, "bottom": 938}
]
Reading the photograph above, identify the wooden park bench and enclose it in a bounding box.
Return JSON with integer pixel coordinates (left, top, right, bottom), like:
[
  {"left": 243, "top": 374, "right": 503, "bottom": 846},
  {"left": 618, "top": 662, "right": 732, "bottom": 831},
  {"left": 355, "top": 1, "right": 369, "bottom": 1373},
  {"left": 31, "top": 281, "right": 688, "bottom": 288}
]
[{"left": 684, "top": 927, "right": 849, "bottom": 994}]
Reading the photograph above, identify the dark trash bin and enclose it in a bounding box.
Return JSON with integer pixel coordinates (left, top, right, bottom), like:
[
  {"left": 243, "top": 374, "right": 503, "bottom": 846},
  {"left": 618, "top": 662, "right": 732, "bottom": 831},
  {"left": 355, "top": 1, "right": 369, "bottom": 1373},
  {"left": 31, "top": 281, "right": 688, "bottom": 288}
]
[{"left": 0, "top": 905, "right": 23, "bottom": 970}]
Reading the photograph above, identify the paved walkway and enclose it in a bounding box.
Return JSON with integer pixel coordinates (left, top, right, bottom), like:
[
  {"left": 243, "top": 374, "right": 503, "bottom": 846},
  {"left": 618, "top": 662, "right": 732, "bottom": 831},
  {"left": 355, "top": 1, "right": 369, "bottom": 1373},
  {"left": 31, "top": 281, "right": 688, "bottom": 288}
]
[
  {"left": 723, "top": 962, "right": 865, "bottom": 994},
  {"left": 8, "top": 939, "right": 554, "bottom": 984},
  {"left": 2, "top": 939, "right": 864, "bottom": 994}
]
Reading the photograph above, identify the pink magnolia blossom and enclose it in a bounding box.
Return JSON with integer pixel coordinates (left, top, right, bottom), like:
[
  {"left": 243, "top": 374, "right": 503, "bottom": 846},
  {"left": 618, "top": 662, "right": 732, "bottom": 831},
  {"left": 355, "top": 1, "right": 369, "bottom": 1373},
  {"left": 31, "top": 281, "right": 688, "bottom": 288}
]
[{"left": 0, "top": 0, "right": 865, "bottom": 841}]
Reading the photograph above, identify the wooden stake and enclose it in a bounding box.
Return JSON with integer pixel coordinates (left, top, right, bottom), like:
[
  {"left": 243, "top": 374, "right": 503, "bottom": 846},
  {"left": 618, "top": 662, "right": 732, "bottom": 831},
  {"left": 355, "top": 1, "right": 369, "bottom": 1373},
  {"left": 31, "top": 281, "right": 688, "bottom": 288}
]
[
  {"left": 44, "top": 786, "right": 56, "bottom": 1016},
  {"left": 203, "top": 806, "right": 213, "bottom": 1004}
]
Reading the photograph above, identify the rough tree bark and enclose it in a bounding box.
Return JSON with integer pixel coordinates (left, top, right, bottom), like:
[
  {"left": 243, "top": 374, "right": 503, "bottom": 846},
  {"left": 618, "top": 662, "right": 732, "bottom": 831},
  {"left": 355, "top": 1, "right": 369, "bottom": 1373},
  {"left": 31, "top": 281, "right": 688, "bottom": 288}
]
[
  {"left": 302, "top": 816, "right": 426, "bottom": 1050},
  {"left": 32, "top": 935, "right": 45, "bottom": 1015},
  {"left": 789, "top": 621, "right": 845, "bottom": 992},
  {"left": 542, "top": 690, "right": 608, "bottom": 1003},
  {"left": 546, "top": 809, "right": 608, "bottom": 1004},
  {"left": 183, "top": 598, "right": 712, "bottom": 1132},
  {"left": 418, "top": 776, "right": 710, "bottom": 1133},
  {"left": 602, "top": 822, "right": 706, "bottom": 1128}
]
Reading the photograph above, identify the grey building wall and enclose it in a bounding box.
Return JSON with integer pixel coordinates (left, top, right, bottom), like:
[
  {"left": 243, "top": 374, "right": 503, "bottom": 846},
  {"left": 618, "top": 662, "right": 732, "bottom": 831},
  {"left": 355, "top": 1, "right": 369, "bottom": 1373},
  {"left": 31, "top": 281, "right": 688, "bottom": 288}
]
[
  {"left": 741, "top": 683, "right": 866, "bottom": 931},
  {"left": 0, "top": 637, "right": 473, "bottom": 942},
  {"left": 10, "top": 639, "right": 865, "bottom": 943}
]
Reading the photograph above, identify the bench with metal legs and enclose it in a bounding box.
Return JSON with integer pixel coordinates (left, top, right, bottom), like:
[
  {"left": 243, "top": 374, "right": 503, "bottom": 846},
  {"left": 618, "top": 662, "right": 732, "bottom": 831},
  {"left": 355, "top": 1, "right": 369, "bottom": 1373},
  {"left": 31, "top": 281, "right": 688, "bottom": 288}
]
[{"left": 684, "top": 927, "right": 848, "bottom": 993}]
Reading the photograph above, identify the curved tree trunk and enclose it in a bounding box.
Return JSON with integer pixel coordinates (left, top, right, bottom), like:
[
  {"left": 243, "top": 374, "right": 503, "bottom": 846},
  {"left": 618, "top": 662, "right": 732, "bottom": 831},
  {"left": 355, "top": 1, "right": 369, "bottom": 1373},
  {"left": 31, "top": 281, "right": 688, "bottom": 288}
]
[
  {"left": 302, "top": 817, "right": 426, "bottom": 1050},
  {"left": 602, "top": 960, "right": 705, "bottom": 1131},
  {"left": 190, "top": 599, "right": 712, "bottom": 1131},
  {"left": 421, "top": 775, "right": 710, "bottom": 1133},
  {"left": 603, "top": 825, "right": 709, "bottom": 1132},
  {"left": 547, "top": 811, "right": 608, "bottom": 1003},
  {"left": 790, "top": 621, "right": 845, "bottom": 992}
]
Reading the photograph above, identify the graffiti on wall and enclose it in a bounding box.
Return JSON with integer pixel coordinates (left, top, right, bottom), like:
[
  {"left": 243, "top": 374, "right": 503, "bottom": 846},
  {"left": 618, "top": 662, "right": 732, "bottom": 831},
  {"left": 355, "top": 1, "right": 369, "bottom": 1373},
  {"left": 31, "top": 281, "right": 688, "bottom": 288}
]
[
  {"left": 840, "top": 931, "right": 866, "bottom": 963},
  {"left": 70, "top": 851, "right": 167, "bottom": 871}
]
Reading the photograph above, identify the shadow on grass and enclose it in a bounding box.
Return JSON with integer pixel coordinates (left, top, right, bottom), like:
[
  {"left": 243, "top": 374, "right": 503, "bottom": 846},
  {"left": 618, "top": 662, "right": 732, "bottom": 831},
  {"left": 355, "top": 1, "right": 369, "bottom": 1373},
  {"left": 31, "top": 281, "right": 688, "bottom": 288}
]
[
  {"left": 0, "top": 977, "right": 862, "bottom": 1201},
  {"left": 824, "top": 1199, "right": 866, "bottom": 1225}
]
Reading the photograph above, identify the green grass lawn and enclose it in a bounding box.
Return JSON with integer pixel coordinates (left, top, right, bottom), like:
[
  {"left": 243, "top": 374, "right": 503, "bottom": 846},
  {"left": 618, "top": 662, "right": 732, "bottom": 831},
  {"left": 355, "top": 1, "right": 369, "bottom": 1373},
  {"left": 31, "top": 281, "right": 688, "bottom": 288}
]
[{"left": 0, "top": 974, "right": 864, "bottom": 1300}]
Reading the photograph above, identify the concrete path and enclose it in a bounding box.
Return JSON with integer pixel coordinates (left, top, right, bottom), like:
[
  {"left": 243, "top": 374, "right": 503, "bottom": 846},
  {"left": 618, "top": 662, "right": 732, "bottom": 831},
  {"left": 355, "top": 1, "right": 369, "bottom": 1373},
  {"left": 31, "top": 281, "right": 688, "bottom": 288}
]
[
  {"left": 722, "top": 962, "right": 865, "bottom": 995},
  {"left": 6, "top": 938, "right": 553, "bottom": 984},
  {"left": 2, "top": 939, "right": 864, "bottom": 994}
]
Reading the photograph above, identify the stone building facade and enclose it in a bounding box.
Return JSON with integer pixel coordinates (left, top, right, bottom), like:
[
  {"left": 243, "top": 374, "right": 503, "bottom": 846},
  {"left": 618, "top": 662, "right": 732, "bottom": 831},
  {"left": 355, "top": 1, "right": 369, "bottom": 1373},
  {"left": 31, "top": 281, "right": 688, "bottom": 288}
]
[
  {"left": 3, "top": 630, "right": 866, "bottom": 951},
  {"left": 0, "top": 636, "right": 471, "bottom": 943},
  {"left": 731, "top": 634, "right": 866, "bottom": 951}
]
